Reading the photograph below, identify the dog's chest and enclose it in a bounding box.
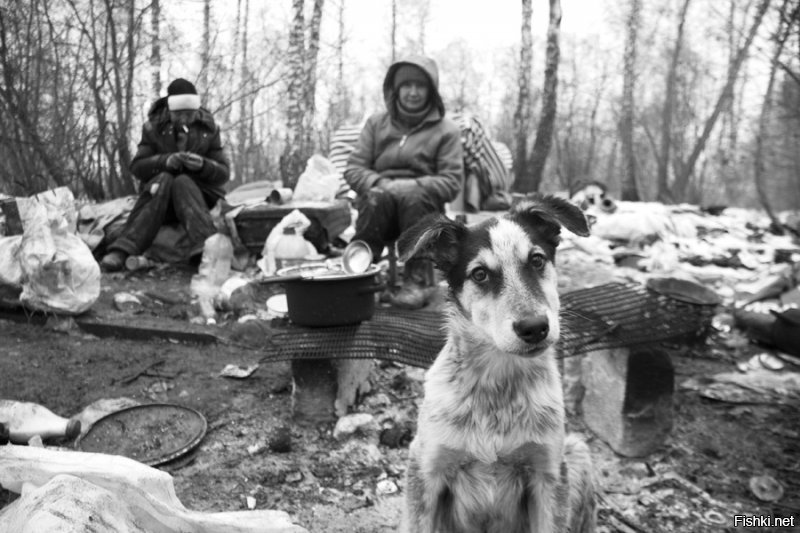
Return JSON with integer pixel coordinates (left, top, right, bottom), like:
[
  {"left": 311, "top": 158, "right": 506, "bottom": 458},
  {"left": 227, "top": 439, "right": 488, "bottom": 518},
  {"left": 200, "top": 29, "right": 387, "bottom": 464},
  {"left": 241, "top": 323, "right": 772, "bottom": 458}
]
[
  {"left": 429, "top": 443, "right": 560, "bottom": 532},
  {"left": 422, "top": 351, "right": 565, "bottom": 458}
]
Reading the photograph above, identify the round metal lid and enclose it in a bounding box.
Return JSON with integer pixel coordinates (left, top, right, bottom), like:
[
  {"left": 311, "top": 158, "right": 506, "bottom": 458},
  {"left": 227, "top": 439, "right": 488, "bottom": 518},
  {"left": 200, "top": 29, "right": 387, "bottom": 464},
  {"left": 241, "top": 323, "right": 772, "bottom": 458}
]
[{"left": 76, "top": 403, "right": 207, "bottom": 466}]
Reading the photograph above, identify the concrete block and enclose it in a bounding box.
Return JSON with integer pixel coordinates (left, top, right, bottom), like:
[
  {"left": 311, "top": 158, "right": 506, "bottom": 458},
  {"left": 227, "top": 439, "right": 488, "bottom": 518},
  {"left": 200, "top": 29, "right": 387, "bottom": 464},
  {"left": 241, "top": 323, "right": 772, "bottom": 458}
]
[{"left": 581, "top": 346, "right": 674, "bottom": 457}]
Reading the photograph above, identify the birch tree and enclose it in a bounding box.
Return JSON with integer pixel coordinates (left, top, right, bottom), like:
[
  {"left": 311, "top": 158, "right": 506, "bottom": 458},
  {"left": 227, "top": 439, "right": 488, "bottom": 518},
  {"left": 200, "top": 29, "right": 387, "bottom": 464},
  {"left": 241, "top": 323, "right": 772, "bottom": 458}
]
[
  {"left": 281, "top": 0, "right": 325, "bottom": 189},
  {"left": 620, "top": 0, "right": 641, "bottom": 201},
  {"left": 512, "top": 0, "right": 533, "bottom": 191},
  {"left": 656, "top": 0, "right": 691, "bottom": 202},
  {"left": 151, "top": 0, "right": 161, "bottom": 96},
  {"left": 200, "top": 0, "right": 210, "bottom": 91},
  {"left": 526, "top": 0, "right": 562, "bottom": 192},
  {"left": 235, "top": 0, "right": 250, "bottom": 183}
]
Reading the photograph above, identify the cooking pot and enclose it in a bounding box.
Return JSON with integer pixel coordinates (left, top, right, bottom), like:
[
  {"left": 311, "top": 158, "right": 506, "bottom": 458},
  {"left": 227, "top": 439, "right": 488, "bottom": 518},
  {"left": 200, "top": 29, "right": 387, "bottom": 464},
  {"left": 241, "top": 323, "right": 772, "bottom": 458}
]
[{"left": 264, "top": 263, "right": 384, "bottom": 326}]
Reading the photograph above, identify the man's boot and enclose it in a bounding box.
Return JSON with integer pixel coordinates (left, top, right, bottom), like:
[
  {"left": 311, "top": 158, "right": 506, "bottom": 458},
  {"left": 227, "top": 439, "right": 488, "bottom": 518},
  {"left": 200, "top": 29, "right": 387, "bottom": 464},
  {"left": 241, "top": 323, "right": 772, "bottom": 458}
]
[{"left": 389, "top": 257, "right": 437, "bottom": 310}]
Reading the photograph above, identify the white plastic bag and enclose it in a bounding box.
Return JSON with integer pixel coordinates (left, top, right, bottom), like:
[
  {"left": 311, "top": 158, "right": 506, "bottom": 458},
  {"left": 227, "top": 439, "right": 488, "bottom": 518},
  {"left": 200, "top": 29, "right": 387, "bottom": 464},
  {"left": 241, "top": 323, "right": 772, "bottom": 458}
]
[
  {"left": 292, "top": 155, "right": 342, "bottom": 202},
  {"left": 18, "top": 193, "right": 100, "bottom": 315},
  {"left": 0, "top": 235, "right": 23, "bottom": 288},
  {"left": 256, "top": 209, "right": 316, "bottom": 276}
]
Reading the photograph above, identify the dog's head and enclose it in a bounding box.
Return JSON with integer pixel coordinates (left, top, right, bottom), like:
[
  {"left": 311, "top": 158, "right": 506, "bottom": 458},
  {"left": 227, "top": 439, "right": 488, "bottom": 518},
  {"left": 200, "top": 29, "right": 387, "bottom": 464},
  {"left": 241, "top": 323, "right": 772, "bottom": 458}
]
[{"left": 398, "top": 194, "right": 589, "bottom": 356}]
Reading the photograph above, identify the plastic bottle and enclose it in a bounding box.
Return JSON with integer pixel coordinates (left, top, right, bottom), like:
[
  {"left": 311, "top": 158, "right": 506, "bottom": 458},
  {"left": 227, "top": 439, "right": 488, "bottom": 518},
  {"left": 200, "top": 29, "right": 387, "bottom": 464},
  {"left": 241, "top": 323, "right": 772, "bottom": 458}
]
[
  {"left": 191, "top": 232, "right": 234, "bottom": 321},
  {"left": 0, "top": 400, "right": 81, "bottom": 444},
  {"left": 274, "top": 226, "right": 309, "bottom": 271}
]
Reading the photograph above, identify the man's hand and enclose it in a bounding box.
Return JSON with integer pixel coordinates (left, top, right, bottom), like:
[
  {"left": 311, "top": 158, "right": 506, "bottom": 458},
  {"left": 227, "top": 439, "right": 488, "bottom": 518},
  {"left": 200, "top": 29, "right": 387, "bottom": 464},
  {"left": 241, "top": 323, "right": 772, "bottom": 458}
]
[
  {"left": 180, "top": 152, "right": 204, "bottom": 172},
  {"left": 165, "top": 153, "right": 183, "bottom": 172}
]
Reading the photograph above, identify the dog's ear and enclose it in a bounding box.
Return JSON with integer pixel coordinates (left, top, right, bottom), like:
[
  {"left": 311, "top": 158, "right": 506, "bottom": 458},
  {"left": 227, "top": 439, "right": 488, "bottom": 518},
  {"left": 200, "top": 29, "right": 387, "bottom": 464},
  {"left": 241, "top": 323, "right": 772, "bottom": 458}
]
[
  {"left": 397, "top": 214, "right": 467, "bottom": 272},
  {"left": 513, "top": 194, "right": 590, "bottom": 238}
]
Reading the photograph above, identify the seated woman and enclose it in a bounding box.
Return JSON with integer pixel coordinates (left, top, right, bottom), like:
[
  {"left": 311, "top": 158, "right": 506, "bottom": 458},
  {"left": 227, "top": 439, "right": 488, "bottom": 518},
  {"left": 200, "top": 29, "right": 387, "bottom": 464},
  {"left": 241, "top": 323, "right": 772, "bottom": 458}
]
[{"left": 345, "top": 55, "right": 463, "bottom": 308}]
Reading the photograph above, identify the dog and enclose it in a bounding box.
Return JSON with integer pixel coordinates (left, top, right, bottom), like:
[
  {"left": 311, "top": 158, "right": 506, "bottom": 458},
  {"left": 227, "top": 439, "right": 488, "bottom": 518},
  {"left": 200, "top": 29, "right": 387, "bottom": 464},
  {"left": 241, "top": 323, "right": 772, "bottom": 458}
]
[
  {"left": 398, "top": 194, "right": 596, "bottom": 533},
  {"left": 570, "top": 181, "right": 617, "bottom": 216}
]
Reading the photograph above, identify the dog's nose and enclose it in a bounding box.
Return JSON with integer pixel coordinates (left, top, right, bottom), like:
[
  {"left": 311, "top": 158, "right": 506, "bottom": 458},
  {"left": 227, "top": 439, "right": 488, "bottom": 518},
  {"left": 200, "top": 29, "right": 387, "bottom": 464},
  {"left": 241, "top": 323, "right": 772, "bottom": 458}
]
[{"left": 513, "top": 317, "right": 549, "bottom": 343}]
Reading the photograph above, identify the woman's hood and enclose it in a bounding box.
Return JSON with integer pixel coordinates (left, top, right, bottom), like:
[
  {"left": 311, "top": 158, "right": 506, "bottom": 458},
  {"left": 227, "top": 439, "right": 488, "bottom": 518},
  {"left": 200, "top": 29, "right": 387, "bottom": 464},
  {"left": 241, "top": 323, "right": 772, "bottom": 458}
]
[{"left": 382, "top": 55, "right": 445, "bottom": 118}]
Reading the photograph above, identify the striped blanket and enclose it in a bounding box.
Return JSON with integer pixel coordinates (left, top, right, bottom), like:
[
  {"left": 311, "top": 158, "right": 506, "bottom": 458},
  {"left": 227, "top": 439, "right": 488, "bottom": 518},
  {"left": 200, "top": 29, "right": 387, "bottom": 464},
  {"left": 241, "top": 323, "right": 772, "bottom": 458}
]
[{"left": 328, "top": 114, "right": 514, "bottom": 211}]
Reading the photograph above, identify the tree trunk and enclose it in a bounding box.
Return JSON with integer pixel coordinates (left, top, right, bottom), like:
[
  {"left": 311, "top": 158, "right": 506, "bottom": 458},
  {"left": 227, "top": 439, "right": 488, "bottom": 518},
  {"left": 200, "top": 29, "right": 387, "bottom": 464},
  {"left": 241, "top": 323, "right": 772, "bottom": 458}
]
[
  {"left": 117, "top": 0, "right": 136, "bottom": 192},
  {"left": 672, "top": 0, "right": 771, "bottom": 199},
  {"left": 656, "top": 0, "right": 691, "bottom": 203},
  {"left": 391, "top": 0, "right": 397, "bottom": 63},
  {"left": 302, "top": 0, "right": 325, "bottom": 154},
  {"left": 151, "top": 0, "right": 161, "bottom": 96},
  {"left": 200, "top": 0, "right": 210, "bottom": 91},
  {"left": 512, "top": 0, "right": 533, "bottom": 192},
  {"left": 526, "top": 0, "right": 562, "bottom": 192},
  {"left": 281, "top": 0, "right": 325, "bottom": 188},
  {"left": 416, "top": 0, "right": 430, "bottom": 55},
  {"left": 755, "top": 0, "right": 791, "bottom": 229},
  {"left": 236, "top": 0, "right": 250, "bottom": 183},
  {"left": 620, "top": 0, "right": 641, "bottom": 201}
]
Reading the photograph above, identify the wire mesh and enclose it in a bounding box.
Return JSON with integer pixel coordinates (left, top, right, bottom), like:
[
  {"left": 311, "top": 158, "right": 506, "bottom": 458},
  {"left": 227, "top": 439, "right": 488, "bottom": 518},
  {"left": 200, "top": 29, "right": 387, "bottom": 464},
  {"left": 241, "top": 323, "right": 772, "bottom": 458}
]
[{"left": 259, "top": 282, "right": 718, "bottom": 368}]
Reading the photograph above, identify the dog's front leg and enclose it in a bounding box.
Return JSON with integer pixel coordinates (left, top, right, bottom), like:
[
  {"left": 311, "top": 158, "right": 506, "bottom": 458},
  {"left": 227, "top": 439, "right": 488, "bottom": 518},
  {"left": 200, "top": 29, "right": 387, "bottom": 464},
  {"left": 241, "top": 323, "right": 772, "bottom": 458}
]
[
  {"left": 526, "top": 472, "right": 559, "bottom": 533},
  {"left": 403, "top": 454, "right": 442, "bottom": 533}
]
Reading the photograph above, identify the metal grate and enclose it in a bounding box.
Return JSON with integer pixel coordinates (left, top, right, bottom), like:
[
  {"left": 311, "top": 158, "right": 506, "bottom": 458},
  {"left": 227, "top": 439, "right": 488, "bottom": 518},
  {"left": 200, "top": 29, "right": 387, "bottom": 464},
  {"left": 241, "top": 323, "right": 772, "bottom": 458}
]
[
  {"left": 262, "top": 308, "right": 445, "bottom": 368},
  {"left": 259, "top": 282, "right": 718, "bottom": 368},
  {"left": 559, "top": 281, "right": 716, "bottom": 356}
]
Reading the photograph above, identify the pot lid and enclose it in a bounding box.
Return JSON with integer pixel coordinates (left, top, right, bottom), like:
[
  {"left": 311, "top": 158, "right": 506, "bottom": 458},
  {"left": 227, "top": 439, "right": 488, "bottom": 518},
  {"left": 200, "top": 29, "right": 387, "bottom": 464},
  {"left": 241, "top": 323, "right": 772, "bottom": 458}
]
[
  {"left": 76, "top": 403, "right": 207, "bottom": 466},
  {"left": 645, "top": 277, "right": 721, "bottom": 306}
]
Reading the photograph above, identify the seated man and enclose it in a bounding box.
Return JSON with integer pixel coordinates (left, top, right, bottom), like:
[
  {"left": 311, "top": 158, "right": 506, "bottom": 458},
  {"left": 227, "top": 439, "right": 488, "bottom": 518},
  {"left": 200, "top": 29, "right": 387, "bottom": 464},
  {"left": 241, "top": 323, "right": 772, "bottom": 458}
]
[
  {"left": 100, "top": 78, "right": 230, "bottom": 271},
  {"left": 345, "top": 55, "right": 463, "bottom": 308}
]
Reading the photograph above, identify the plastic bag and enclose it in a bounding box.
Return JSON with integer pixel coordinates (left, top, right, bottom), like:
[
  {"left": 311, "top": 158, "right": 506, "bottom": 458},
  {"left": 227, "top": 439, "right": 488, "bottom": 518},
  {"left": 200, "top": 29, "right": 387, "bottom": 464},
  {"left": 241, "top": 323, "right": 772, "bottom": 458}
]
[
  {"left": 18, "top": 192, "right": 100, "bottom": 315},
  {"left": 0, "top": 235, "right": 23, "bottom": 288},
  {"left": 292, "top": 155, "right": 342, "bottom": 202},
  {"left": 256, "top": 209, "right": 316, "bottom": 276},
  {"left": 16, "top": 186, "right": 79, "bottom": 234}
]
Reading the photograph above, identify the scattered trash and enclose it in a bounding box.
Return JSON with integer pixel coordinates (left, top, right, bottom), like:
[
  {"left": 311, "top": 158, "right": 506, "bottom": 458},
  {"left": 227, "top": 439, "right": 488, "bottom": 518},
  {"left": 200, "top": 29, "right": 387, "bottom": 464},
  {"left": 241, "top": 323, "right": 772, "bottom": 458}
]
[
  {"left": 758, "top": 352, "right": 785, "bottom": 371},
  {"left": 682, "top": 368, "right": 800, "bottom": 404},
  {"left": 736, "top": 353, "right": 784, "bottom": 372},
  {"left": 285, "top": 471, "right": 303, "bottom": 483},
  {"left": 246, "top": 495, "right": 257, "bottom": 510},
  {"left": 749, "top": 474, "right": 784, "bottom": 502},
  {"left": 375, "top": 479, "right": 398, "bottom": 496},
  {"left": 124, "top": 255, "right": 154, "bottom": 271},
  {"left": 266, "top": 294, "right": 288, "bottom": 318},
  {"left": 113, "top": 291, "right": 142, "bottom": 312},
  {"left": 0, "top": 399, "right": 81, "bottom": 444},
  {"left": 703, "top": 510, "right": 726, "bottom": 525},
  {"left": 219, "top": 363, "right": 259, "bottom": 379},
  {"left": 246, "top": 442, "right": 264, "bottom": 455}
]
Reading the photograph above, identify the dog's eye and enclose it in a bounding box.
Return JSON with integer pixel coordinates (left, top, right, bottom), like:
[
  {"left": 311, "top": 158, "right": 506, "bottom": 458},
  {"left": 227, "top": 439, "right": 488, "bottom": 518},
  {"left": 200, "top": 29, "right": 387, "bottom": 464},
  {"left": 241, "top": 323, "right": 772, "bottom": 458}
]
[
  {"left": 529, "top": 253, "right": 547, "bottom": 270},
  {"left": 470, "top": 267, "right": 489, "bottom": 283}
]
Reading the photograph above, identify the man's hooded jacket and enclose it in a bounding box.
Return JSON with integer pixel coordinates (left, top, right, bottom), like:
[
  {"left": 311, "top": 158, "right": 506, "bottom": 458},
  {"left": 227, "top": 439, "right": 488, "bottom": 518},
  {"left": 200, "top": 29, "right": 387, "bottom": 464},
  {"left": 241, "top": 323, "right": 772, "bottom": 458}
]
[{"left": 130, "top": 97, "right": 230, "bottom": 200}]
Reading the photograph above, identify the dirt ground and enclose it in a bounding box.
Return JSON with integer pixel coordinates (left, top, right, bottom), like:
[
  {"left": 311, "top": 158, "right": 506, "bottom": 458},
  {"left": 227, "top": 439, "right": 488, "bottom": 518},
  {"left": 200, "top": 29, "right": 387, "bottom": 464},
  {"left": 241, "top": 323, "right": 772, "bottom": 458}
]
[{"left": 1, "top": 261, "right": 799, "bottom": 532}]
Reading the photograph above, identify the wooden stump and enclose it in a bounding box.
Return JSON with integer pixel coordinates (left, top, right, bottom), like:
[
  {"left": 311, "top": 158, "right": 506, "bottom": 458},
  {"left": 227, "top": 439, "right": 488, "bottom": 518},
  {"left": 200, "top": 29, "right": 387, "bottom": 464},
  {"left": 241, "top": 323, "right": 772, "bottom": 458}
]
[{"left": 291, "top": 358, "right": 374, "bottom": 425}]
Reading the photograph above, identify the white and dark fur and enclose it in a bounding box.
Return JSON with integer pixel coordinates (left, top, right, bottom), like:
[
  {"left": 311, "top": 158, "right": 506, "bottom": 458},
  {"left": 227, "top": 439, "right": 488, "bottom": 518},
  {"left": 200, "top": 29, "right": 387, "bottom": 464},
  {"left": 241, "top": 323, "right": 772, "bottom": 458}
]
[{"left": 399, "top": 195, "right": 596, "bottom": 533}]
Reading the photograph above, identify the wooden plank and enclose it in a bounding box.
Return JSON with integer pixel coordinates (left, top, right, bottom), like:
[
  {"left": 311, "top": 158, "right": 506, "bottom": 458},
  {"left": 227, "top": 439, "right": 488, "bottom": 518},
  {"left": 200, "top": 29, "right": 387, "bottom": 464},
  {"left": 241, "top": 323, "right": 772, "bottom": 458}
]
[{"left": 75, "top": 316, "right": 220, "bottom": 345}]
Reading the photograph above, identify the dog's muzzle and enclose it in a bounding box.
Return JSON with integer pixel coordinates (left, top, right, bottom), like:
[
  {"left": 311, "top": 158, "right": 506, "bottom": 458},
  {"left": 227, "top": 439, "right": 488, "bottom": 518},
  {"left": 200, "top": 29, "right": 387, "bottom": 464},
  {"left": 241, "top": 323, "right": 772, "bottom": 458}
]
[{"left": 512, "top": 316, "right": 549, "bottom": 344}]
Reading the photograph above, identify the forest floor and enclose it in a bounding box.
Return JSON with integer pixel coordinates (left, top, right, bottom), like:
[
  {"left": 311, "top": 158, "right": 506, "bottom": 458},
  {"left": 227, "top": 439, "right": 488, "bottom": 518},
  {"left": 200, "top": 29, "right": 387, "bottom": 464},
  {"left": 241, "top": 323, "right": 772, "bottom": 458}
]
[{"left": 0, "top": 260, "right": 799, "bottom": 532}]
